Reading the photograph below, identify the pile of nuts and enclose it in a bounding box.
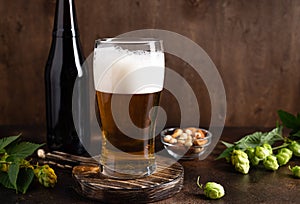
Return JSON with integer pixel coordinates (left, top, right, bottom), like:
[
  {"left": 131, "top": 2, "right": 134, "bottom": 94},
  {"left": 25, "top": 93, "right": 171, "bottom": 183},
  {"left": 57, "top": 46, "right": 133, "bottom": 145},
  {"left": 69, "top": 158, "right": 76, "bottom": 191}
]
[{"left": 163, "top": 127, "right": 208, "bottom": 147}]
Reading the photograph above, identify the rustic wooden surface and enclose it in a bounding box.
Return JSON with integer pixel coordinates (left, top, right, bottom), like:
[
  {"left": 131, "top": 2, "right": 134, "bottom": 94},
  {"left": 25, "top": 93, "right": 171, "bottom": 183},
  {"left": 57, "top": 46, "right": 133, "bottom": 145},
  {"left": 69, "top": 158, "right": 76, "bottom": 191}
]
[
  {"left": 0, "top": 126, "right": 299, "bottom": 204},
  {"left": 0, "top": 0, "right": 300, "bottom": 128}
]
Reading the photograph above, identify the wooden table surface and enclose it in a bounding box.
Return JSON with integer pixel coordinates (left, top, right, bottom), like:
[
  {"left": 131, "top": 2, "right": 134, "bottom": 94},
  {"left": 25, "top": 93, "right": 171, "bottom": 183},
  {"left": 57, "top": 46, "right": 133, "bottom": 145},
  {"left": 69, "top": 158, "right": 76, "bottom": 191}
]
[{"left": 0, "top": 126, "right": 299, "bottom": 204}]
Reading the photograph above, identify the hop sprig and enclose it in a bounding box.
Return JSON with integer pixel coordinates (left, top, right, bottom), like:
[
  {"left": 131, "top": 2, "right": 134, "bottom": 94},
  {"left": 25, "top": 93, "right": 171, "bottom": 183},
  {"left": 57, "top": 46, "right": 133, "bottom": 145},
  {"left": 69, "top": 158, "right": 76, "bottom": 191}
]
[
  {"left": 217, "top": 110, "right": 300, "bottom": 178},
  {"left": 0, "top": 134, "right": 57, "bottom": 193}
]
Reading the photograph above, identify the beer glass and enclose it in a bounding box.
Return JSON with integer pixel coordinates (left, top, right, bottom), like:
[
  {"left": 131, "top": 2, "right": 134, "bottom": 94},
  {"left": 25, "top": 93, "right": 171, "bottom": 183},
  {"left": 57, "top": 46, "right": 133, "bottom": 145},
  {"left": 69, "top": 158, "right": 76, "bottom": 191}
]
[{"left": 93, "top": 38, "right": 165, "bottom": 179}]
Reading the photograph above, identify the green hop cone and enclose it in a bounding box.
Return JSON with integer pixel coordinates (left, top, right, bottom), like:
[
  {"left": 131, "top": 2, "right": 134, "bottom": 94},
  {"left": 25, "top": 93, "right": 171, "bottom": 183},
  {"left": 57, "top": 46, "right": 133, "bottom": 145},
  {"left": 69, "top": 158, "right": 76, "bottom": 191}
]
[
  {"left": 276, "top": 148, "right": 293, "bottom": 166},
  {"left": 0, "top": 153, "right": 9, "bottom": 172},
  {"left": 246, "top": 148, "right": 260, "bottom": 166},
  {"left": 288, "top": 141, "right": 300, "bottom": 157},
  {"left": 234, "top": 162, "right": 250, "bottom": 174},
  {"left": 289, "top": 165, "right": 300, "bottom": 178},
  {"left": 203, "top": 182, "right": 225, "bottom": 199},
  {"left": 261, "top": 143, "right": 273, "bottom": 155},
  {"left": 20, "top": 159, "right": 34, "bottom": 169},
  {"left": 278, "top": 147, "right": 293, "bottom": 158},
  {"left": 255, "top": 145, "right": 271, "bottom": 160},
  {"left": 197, "top": 176, "right": 225, "bottom": 200},
  {"left": 276, "top": 153, "right": 290, "bottom": 166},
  {"left": 0, "top": 163, "right": 9, "bottom": 172},
  {"left": 231, "top": 149, "right": 250, "bottom": 174},
  {"left": 34, "top": 164, "right": 57, "bottom": 188},
  {"left": 263, "top": 155, "right": 279, "bottom": 171}
]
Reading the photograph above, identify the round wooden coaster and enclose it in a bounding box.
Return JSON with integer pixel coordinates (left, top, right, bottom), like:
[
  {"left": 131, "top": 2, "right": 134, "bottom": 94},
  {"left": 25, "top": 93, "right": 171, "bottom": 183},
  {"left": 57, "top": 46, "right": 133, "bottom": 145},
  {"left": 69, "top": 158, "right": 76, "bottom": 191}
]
[{"left": 72, "top": 156, "right": 184, "bottom": 203}]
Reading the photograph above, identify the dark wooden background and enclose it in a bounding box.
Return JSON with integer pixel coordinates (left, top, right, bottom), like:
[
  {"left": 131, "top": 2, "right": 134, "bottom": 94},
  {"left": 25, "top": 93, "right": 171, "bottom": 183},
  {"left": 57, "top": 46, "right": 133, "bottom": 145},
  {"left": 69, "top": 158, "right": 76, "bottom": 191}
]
[{"left": 0, "top": 0, "right": 299, "bottom": 129}]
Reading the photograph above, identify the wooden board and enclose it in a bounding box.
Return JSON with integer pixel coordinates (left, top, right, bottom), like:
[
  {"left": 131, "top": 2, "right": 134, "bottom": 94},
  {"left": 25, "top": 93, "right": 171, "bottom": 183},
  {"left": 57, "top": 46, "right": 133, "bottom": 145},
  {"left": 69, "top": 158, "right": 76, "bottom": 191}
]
[{"left": 72, "top": 157, "right": 184, "bottom": 203}]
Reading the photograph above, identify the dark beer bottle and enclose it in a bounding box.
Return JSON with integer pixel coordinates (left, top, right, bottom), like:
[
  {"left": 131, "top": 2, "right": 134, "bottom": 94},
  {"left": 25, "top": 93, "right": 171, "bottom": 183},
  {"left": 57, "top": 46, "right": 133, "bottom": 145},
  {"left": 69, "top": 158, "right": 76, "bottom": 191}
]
[{"left": 45, "top": 0, "right": 88, "bottom": 155}]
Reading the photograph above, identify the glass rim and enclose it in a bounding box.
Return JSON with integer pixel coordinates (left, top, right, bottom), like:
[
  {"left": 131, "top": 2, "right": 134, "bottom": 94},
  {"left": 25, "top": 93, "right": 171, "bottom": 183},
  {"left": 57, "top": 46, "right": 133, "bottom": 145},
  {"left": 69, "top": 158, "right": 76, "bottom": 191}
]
[{"left": 96, "top": 37, "right": 163, "bottom": 44}]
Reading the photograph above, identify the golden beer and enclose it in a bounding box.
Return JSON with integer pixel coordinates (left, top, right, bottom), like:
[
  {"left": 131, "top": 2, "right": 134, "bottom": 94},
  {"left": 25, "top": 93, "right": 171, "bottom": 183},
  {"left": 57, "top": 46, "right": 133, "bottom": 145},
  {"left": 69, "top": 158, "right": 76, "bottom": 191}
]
[
  {"left": 93, "top": 38, "right": 164, "bottom": 179},
  {"left": 96, "top": 91, "right": 161, "bottom": 178}
]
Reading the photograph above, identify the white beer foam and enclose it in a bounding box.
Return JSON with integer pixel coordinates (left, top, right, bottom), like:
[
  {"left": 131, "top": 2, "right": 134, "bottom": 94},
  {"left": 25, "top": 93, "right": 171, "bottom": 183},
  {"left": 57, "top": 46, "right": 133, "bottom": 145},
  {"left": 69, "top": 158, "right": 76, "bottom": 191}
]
[{"left": 93, "top": 46, "right": 165, "bottom": 94}]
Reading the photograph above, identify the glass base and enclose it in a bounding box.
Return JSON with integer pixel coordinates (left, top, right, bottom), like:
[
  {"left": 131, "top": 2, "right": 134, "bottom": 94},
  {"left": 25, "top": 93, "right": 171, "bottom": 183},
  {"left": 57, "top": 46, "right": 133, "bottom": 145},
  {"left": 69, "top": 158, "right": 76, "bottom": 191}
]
[{"left": 100, "top": 163, "right": 156, "bottom": 180}]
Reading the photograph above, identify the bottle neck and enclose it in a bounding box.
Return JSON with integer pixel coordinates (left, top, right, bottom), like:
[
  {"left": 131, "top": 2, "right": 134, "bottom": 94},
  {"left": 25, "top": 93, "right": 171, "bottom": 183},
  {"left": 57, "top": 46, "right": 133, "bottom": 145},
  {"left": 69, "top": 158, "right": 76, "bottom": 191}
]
[{"left": 53, "top": 0, "right": 79, "bottom": 37}]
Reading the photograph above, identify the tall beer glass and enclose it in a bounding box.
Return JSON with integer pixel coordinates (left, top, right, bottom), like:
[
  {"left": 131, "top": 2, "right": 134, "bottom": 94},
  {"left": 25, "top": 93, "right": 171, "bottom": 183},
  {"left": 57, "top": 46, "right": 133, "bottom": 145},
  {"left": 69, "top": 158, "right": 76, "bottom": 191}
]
[{"left": 93, "top": 38, "right": 165, "bottom": 179}]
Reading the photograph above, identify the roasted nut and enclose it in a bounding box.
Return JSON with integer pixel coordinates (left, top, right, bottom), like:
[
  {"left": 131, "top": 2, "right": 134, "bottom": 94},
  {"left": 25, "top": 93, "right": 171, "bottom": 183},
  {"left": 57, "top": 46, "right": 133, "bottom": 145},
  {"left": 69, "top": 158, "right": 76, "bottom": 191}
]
[
  {"left": 169, "top": 138, "right": 178, "bottom": 144},
  {"left": 186, "top": 135, "right": 193, "bottom": 141},
  {"left": 163, "top": 135, "right": 172, "bottom": 143},
  {"left": 37, "top": 149, "right": 46, "bottom": 159},
  {"left": 193, "top": 139, "right": 208, "bottom": 146},
  {"left": 195, "top": 130, "right": 205, "bottom": 139},
  {"left": 177, "top": 139, "right": 186, "bottom": 145},
  {"left": 194, "top": 147, "right": 204, "bottom": 153},
  {"left": 185, "top": 127, "right": 198, "bottom": 133},
  {"left": 179, "top": 133, "right": 188, "bottom": 140},
  {"left": 172, "top": 128, "right": 183, "bottom": 138},
  {"left": 185, "top": 129, "right": 193, "bottom": 135},
  {"left": 185, "top": 141, "right": 193, "bottom": 147}
]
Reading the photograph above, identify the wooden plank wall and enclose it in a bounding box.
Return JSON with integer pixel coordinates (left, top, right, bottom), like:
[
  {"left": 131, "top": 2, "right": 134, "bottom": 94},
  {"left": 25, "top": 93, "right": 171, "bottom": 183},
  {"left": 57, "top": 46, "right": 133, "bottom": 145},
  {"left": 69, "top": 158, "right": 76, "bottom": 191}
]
[{"left": 0, "top": 0, "right": 299, "bottom": 128}]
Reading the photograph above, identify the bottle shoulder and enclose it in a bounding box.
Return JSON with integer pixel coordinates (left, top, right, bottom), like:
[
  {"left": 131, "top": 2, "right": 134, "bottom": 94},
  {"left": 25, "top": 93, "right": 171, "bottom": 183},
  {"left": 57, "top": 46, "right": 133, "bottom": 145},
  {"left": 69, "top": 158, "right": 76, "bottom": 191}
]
[
  {"left": 45, "top": 38, "right": 86, "bottom": 80},
  {"left": 46, "top": 37, "right": 85, "bottom": 62}
]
